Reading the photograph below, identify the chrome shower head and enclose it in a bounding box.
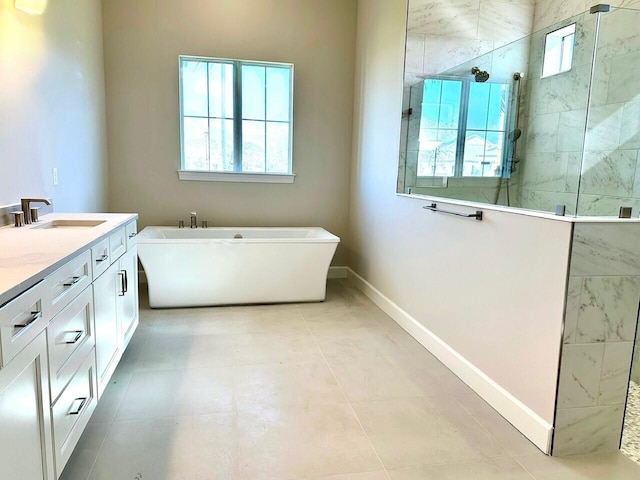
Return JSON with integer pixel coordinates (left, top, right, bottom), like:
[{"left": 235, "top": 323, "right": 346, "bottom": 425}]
[{"left": 471, "top": 66, "right": 490, "bottom": 83}]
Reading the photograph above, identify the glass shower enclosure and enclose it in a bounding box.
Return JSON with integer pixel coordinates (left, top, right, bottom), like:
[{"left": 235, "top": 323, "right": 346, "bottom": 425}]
[{"left": 398, "top": 5, "right": 640, "bottom": 219}]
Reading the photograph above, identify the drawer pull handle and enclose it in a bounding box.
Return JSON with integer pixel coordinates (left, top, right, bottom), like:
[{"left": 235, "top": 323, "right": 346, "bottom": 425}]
[
  {"left": 96, "top": 254, "right": 109, "bottom": 263},
  {"left": 118, "top": 272, "right": 126, "bottom": 296},
  {"left": 63, "top": 276, "right": 82, "bottom": 287},
  {"left": 14, "top": 311, "right": 42, "bottom": 329},
  {"left": 128, "top": 232, "right": 137, "bottom": 238},
  {"left": 64, "top": 330, "right": 83, "bottom": 344},
  {"left": 69, "top": 397, "right": 87, "bottom": 415}
]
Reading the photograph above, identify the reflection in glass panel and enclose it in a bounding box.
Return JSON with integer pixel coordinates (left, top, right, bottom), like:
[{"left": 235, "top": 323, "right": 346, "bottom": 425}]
[
  {"left": 487, "top": 83, "right": 508, "bottom": 131},
  {"left": 467, "top": 83, "right": 491, "bottom": 130},
  {"left": 181, "top": 60, "right": 208, "bottom": 117},
  {"left": 242, "top": 66, "right": 266, "bottom": 120},
  {"left": 242, "top": 120, "right": 266, "bottom": 172},
  {"left": 417, "top": 128, "right": 456, "bottom": 177},
  {"left": 209, "top": 119, "right": 234, "bottom": 171},
  {"left": 183, "top": 117, "right": 209, "bottom": 170},
  {"left": 266, "top": 67, "right": 291, "bottom": 122},
  {"left": 463, "top": 131, "right": 504, "bottom": 177},
  {"left": 439, "top": 81, "right": 462, "bottom": 128},
  {"left": 266, "top": 122, "right": 289, "bottom": 173},
  {"left": 208, "top": 63, "right": 234, "bottom": 119}
]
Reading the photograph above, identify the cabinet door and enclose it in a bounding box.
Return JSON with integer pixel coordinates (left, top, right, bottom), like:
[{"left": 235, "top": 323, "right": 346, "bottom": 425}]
[
  {"left": 0, "top": 332, "right": 54, "bottom": 480},
  {"left": 92, "top": 262, "right": 121, "bottom": 399},
  {"left": 118, "top": 246, "right": 139, "bottom": 349}
]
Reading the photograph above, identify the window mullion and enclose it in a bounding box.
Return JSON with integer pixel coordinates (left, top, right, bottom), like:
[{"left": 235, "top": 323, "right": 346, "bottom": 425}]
[
  {"left": 206, "top": 62, "right": 211, "bottom": 171},
  {"left": 264, "top": 67, "right": 268, "bottom": 173},
  {"left": 234, "top": 61, "right": 243, "bottom": 172}
]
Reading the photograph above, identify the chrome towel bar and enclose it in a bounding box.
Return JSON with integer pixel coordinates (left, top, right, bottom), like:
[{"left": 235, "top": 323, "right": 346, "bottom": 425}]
[{"left": 423, "top": 203, "right": 483, "bottom": 221}]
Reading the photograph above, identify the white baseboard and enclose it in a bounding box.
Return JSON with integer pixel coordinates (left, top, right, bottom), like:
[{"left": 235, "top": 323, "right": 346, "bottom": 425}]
[
  {"left": 346, "top": 268, "right": 553, "bottom": 454},
  {"left": 328, "top": 266, "right": 348, "bottom": 279}
]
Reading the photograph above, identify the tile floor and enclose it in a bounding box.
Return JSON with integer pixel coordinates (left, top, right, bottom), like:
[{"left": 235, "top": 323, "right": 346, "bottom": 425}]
[{"left": 60, "top": 280, "right": 640, "bottom": 480}]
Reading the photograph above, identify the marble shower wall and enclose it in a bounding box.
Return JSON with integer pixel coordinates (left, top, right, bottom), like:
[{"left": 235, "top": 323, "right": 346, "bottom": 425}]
[
  {"left": 533, "top": 0, "right": 640, "bottom": 32},
  {"left": 577, "top": 6, "right": 640, "bottom": 215},
  {"left": 405, "top": 0, "right": 535, "bottom": 83},
  {"left": 401, "top": 0, "right": 534, "bottom": 202},
  {"left": 633, "top": 341, "right": 640, "bottom": 383},
  {"left": 553, "top": 222, "right": 640, "bottom": 455},
  {"left": 517, "top": 12, "right": 594, "bottom": 214},
  {"left": 520, "top": 3, "right": 640, "bottom": 215}
]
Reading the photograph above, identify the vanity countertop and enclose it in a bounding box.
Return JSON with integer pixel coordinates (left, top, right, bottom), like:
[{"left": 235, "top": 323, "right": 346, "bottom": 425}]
[{"left": 0, "top": 212, "right": 137, "bottom": 306}]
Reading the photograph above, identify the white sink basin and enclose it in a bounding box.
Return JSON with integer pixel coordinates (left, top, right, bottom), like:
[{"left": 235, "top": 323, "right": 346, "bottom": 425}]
[{"left": 33, "top": 220, "right": 106, "bottom": 229}]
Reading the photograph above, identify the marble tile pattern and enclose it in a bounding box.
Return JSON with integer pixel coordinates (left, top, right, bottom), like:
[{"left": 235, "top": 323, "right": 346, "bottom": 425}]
[
  {"left": 59, "top": 280, "right": 640, "bottom": 479},
  {"left": 554, "top": 223, "right": 640, "bottom": 455},
  {"left": 520, "top": 6, "right": 640, "bottom": 216},
  {"left": 622, "top": 380, "right": 640, "bottom": 465}
]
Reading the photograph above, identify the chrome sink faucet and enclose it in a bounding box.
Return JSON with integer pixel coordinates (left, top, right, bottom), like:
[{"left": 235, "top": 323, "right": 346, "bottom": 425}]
[
  {"left": 190, "top": 211, "right": 197, "bottom": 229},
  {"left": 21, "top": 198, "right": 51, "bottom": 224}
]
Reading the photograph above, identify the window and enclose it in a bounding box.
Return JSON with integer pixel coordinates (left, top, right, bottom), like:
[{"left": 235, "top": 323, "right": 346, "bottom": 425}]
[
  {"left": 416, "top": 78, "right": 510, "bottom": 178},
  {"left": 178, "top": 56, "right": 294, "bottom": 182},
  {"left": 542, "top": 24, "right": 576, "bottom": 78}
]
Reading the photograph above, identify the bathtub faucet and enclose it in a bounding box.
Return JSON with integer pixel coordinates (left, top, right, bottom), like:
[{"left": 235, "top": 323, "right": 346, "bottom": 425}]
[{"left": 190, "top": 211, "right": 197, "bottom": 229}]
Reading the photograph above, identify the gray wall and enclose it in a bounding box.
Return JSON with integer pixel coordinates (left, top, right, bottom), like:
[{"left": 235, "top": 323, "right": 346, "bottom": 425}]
[
  {"left": 0, "top": 0, "right": 108, "bottom": 212},
  {"left": 101, "top": 0, "right": 357, "bottom": 264}
]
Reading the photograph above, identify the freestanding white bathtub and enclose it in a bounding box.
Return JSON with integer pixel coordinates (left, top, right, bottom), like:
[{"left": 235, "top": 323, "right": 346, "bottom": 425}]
[{"left": 137, "top": 226, "right": 340, "bottom": 308}]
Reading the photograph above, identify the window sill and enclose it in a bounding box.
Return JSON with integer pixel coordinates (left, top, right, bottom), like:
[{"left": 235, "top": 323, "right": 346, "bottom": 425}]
[{"left": 178, "top": 170, "right": 295, "bottom": 184}]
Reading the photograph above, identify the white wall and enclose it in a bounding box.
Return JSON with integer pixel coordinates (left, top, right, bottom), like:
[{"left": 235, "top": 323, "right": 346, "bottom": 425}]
[
  {"left": 101, "top": 0, "right": 356, "bottom": 264},
  {"left": 0, "top": 0, "right": 108, "bottom": 212},
  {"left": 351, "top": 0, "right": 575, "bottom": 446}
]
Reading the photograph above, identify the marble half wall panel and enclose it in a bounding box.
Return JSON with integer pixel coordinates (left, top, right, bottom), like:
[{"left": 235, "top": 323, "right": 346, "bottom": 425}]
[{"left": 553, "top": 222, "right": 640, "bottom": 456}]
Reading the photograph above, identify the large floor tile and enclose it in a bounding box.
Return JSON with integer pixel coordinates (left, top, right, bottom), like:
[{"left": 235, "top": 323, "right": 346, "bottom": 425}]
[
  {"left": 327, "top": 354, "right": 431, "bottom": 401},
  {"left": 59, "top": 422, "right": 110, "bottom": 480},
  {"left": 136, "top": 334, "right": 236, "bottom": 370},
  {"left": 233, "top": 308, "right": 310, "bottom": 334},
  {"left": 514, "top": 451, "right": 640, "bottom": 479},
  {"left": 89, "top": 364, "right": 134, "bottom": 424},
  {"left": 313, "top": 326, "right": 409, "bottom": 359},
  {"left": 388, "top": 457, "right": 534, "bottom": 479},
  {"left": 233, "top": 331, "right": 323, "bottom": 365},
  {"left": 234, "top": 361, "right": 345, "bottom": 409},
  {"left": 307, "top": 472, "right": 389, "bottom": 480},
  {"left": 237, "top": 402, "right": 382, "bottom": 479},
  {"left": 88, "top": 415, "right": 239, "bottom": 480},
  {"left": 115, "top": 367, "right": 235, "bottom": 421},
  {"left": 302, "top": 305, "right": 376, "bottom": 332},
  {"left": 352, "top": 396, "right": 508, "bottom": 469},
  {"left": 152, "top": 309, "right": 251, "bottom": 336},
  {"left": 453, "top": 393, "right": 541, "bottom": 456}
]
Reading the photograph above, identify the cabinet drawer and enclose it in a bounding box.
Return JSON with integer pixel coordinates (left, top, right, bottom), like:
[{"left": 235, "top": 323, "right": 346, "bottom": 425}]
[
  {"left": 125, "top": 220, "right": 138, "bottom": 250},
  {"left": 0, "top": 281, "right": 49, "bottom": 368},
  {"left": 91, "top": 237, "right": 111, "bottom": 279},
  {"left": 51, "top": 351, "right": 97, "bottom": 476},
  {"left": 47, "top": 287, "right": 95, "bottom": 403},
  {"left": 109, "top": 227, "right": 126, "bottom": 262},
  {"left": 47, "top": 250, "right": 92, "bottom": 319}
]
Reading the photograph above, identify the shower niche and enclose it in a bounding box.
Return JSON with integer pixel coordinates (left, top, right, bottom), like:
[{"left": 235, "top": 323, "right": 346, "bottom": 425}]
[{"left": 398, "top": 5, "right": 640, "bottom": 219}]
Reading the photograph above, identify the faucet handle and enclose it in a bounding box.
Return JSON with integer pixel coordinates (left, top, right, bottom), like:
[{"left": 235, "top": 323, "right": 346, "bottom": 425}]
[{"left": 190, "top": 211, "right": 197, "bottom": 216}]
